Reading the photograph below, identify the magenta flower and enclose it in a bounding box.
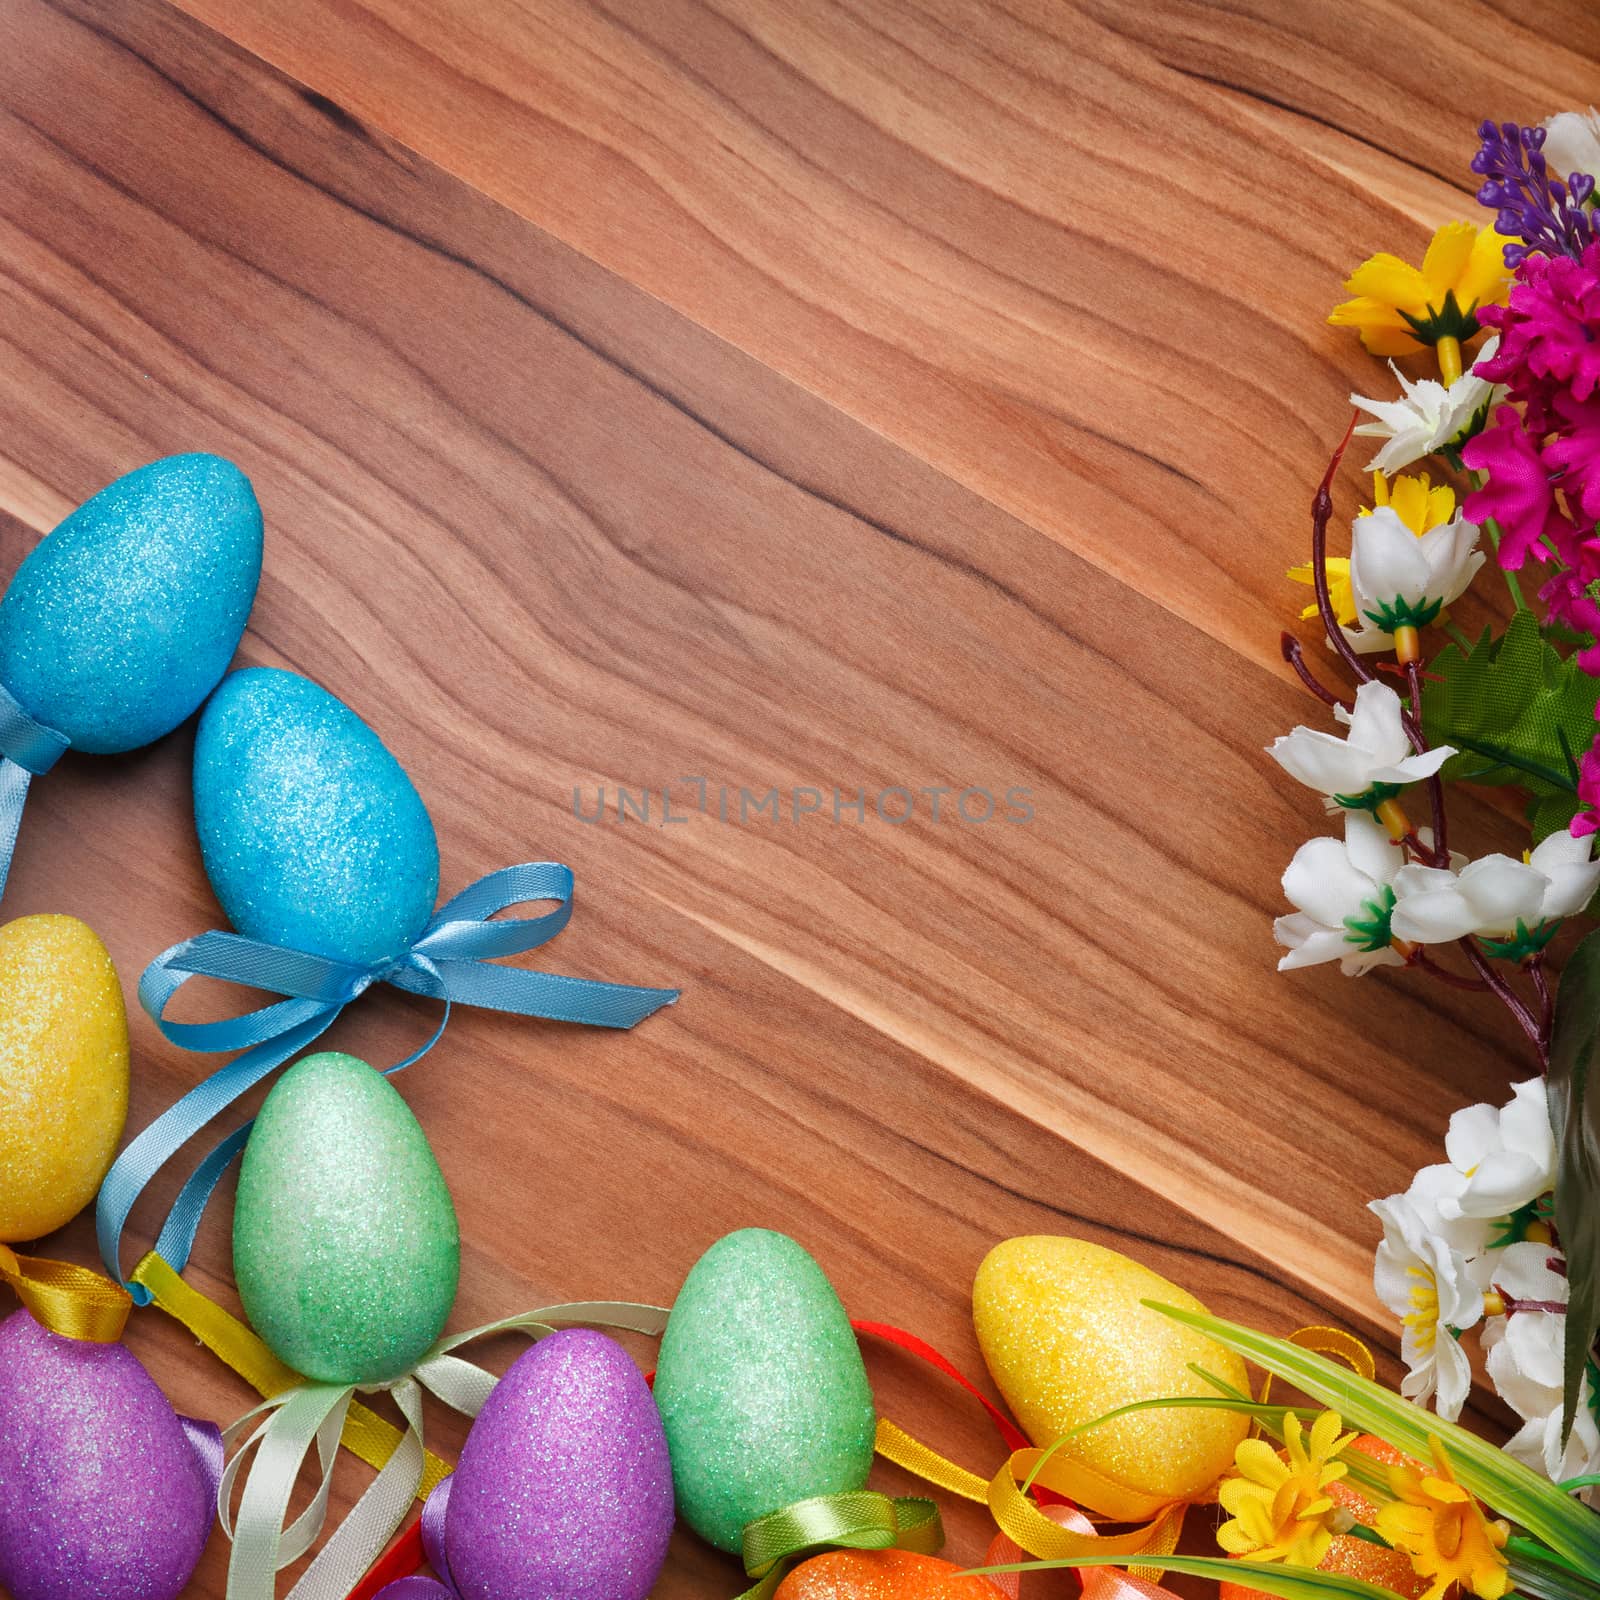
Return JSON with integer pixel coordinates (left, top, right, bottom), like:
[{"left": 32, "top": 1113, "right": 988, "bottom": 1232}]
[
  {"left": 1477, "top": 243, "right": 1600, "bottom": 428},
  {"left": 1463, "top": 406, "right": 1570, "bottom": 567},
  {"left": 1544, "top": 391, "right": 1600, "bottom": 524},
  {"left": 1574, "top": 741, "right": 1600, "bottom": 836}
]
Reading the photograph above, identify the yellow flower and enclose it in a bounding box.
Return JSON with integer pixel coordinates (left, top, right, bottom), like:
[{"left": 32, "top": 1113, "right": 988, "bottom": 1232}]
[
  {"left": 1329, "top": 222, "right": 1513, "bottom": 358},
  {"left": 1375, "top": 1437, "right": 1511, "bottom": 1600},
  {"left": 1288, "top": 473, "right": 1454, "bottom": 625},
  {"left": 1216, "top": 1410, "right": 1358, "bottom": 1567},
  {"left": 1362, "top": 471, "right": 1456, "bottom": 536}
]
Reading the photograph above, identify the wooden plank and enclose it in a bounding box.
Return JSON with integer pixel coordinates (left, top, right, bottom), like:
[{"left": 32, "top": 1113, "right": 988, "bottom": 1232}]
[
  {"left": 154, "top": 0, "right": 1584, "bottom": 659},
  {"left": 0, "top": 0, "right": 1537, "bottom": 1593}
]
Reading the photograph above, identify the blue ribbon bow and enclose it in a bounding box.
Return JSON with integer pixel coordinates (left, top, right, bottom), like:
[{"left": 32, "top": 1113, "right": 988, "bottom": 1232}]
[
  {"left": 0, "top": 679, "right": 70, "bottom": 901},
  {"left": 96, "top": 862, "right": 678, "bottom": 1295}
]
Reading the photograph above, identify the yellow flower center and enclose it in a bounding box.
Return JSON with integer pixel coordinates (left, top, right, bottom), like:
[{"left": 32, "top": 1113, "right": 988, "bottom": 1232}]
[{"left": 1403, "top": 1267, "right": 1440, "bottom": 1353}]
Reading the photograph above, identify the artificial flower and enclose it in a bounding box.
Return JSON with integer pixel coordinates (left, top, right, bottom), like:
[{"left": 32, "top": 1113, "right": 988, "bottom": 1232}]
[
  {"left": 1474, "top": 120, "right": 1597, "bottom": 266},
  {"left": 1352, "top": 343, "right": 1501, "bottom": 474},
  {"left": 1216, "top": 1410, "right": 1357, "bottom": 1567},
  {"left": 1330, "top": 221, "right": 1513, "bottom": 357},
  {"left": 1376, "top": 1438, "right": 1511, "bottom": 1600},
  {"left": 1389, "top": 831, "right": 1599, "bottom": 946},
  {"left": 1267, "top": 681, "right": 1453, "bottom": 805},
  {"left": 1543, "top": 108, "right": 1600, "bottom": 187},
  {"left": 1460, "top": 406, "right": 1570, "bottom": 571},
  {"left": 1400, "top": 1162, "right": 1494, "bottom": 1261},
  {"left": 1287, "top": 554, "right": 1356, "bottom": 627},
  {"left": 1575, "top": 740, "right": 1600, "bottom": 838},
  {"left": 1274, "top": 811, "right": 1407, "bottom": 975},
  {"left": 1364, "top": 471, "right": 1458, "bottom": 533},
  {"left": 1370, "top": 1192, "right": 1483, "bottom": 1419},
  {"left": 1480, "top": 1246, "right": 1600, "bottom": 1499},
  {"left": 1345, "top": 506, "right": 1484, "bottom": 651},
  {"left": 1476, "top": 240, "right": 1600, "bottom": 421},
  {"left": 1441, "top": 1080, "right": 1556, "bottom": 1221}
]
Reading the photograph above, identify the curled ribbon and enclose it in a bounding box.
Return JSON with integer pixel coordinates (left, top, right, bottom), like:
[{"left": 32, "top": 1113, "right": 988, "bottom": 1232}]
[
  {"left": 0, "top": 1241, "right": 131, "bottom": 1341},
  {"left": 735, "top": 1490, "right": 944, "bottom": 1599},
  {"left": 96, "top": 862, "right": 679, "bottom": 1291},
  {"left": 217, "top": 1300, "right": 672, "bottom": 1600},
  {"left": 0, "top": 677, "right": 69, "bottom": 903}
]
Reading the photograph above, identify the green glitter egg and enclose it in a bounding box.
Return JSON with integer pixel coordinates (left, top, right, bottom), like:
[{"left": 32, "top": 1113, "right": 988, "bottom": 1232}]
[
  {"left": 232, "top": 1051, "right": 459, "bottom": 1385},
  {"left": 653, "top": 1229, "right": 876, "bottom": 1553}
]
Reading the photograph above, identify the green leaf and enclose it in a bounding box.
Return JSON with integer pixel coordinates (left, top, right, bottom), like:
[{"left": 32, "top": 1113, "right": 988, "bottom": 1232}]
[
  {"left": 1420, "top": 613, "right": 1593, "bottom": 831},
  {"left": 1549, "top": 929, "right": 1600, "bottom": 1444},
  {"left": 1145, "top": 1302, "right": 1600, "bottom": 1573},
  {"left": 965, "top": 1555, "right": 1398, "bottom": 1600}
]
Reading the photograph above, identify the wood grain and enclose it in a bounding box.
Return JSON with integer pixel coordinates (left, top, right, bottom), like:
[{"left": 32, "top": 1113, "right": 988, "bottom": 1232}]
[{"left": 0, "top": 0, "right": 1578, "bottom": 1594}]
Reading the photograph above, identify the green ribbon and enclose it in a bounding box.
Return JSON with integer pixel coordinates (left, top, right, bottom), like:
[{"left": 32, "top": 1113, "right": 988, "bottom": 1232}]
[{"left": 735, "top": 1489, "right": 944, "bottom": 1598}]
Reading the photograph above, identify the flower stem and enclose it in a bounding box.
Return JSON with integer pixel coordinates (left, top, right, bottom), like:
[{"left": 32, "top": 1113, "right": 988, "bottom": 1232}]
[
  {"left": 1279, "top": 632, "right": 1350, "bottom": 711},
  {"left": 1403, "top": 657, "right": 1449, "bottom": 858},
  {"left": 1312, "top": 414, "right": 1374, "bottom": 688},
  {"left": 1460, "top": 938, "right": 1550, "bottom": 1064},
  {"left": 1436, "top": 335, "right": 1464, "bottom": 388},
  {"left": 1408, "top": 948, "right": 1490, "bottom": 991}
]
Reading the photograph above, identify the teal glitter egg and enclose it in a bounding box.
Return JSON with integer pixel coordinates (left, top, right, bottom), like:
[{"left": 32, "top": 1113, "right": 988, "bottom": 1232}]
[
  {"left": 0, "top": 454, "right": 261, "bottom": 753},
  {"left": 653, "top": 1229, "right": 877, "bottom": 1552},
  {"left": 233, "top": 1051, "right": 459, "bottom": 1385},
  {"left": 193, "top": 667, "right": 439, "bottom": 967}
]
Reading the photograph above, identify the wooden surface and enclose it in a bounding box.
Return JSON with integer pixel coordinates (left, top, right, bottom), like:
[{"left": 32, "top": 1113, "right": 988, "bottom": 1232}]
[{"left": 0, "top": 0, "right": 1589, "bottom": 1594}]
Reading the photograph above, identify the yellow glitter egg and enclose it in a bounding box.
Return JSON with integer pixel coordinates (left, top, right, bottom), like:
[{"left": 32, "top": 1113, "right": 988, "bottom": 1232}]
[
  {"left": 0, "top": 915, "right": 128, "bottom": 1241},
  {"left": 973, "top": 1236, "right": 1250, "bottom": 1517}
]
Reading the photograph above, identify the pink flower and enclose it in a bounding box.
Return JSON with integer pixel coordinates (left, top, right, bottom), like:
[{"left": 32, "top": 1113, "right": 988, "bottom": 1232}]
[
  {"left": 1574, "top": 741, "right": 1600, "bottom": 837},
  {"left": 1479, "top": 241, "right": 1600, "bottom": 426},
  {"left": 1542, "top": 390, "right": 1600, "bottom": 523},
  {"left": 1463, "top": 406, "right": 1572, "bottom": 567}
]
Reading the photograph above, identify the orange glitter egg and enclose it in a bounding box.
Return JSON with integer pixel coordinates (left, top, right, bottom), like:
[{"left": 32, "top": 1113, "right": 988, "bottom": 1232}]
[
  {"left": 1219, "top": 1435, "right": 1427, "bottom": 1600},
  {"left": 774, "top": 1549, "right": 1000, "bottom": 1599}
]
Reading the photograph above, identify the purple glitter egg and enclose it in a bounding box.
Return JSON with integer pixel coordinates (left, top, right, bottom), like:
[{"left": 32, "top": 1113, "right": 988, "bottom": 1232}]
[
  {"left": 444, "top": 1328, "right": 673, "bottom": 1600},
  {"left": 0, "top": 1310, "right": 212, "bottom": 1600}
]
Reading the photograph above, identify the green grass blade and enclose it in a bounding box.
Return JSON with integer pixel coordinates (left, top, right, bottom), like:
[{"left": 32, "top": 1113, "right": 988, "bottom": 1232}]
[
  {"left": 963, "top": 1554, "right": 1400, "bottom": 1600},
  {"left": 1145, "top": 1302, "right": 1600, "bottom": 1572}
]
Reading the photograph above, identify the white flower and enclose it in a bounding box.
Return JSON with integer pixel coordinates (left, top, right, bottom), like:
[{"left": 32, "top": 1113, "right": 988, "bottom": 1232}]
[
  {"left": 1371, "top": 1191, "right": 1483, "bottom": 1419},
  {"left": 1480, "top": 1243, "right": 1600, "bottom": 1497},
  {"left": 1267, "top": 681, "right": 1453, "bottom": 802},
  {"left": 1344, "top": 507, "right": 1485, "bottom": 653},
  {"left": 1527, "top": 829, "right": 1600, "bottom": 920},
  {"left": 1353, "top": 338, "right": 1502, "bottom": 474},
  {"left": 1441, "top": 1080, "right": 1556, "bottom": 1221},
  {"left": 1404, "top": 1161, "right": 1495, "bottom": 1260},
  {"left": 1389, "top": 832, "right": 1600, "bottom": 944},
  {"left": 1544, "top": 109, "right": 1600, "bottom": 185},
  {"left": 1275, "top": 810, "right": 1406, "bottom": 975}
]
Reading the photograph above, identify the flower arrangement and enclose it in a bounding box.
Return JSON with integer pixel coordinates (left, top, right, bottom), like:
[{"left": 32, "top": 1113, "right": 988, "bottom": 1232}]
[{"left": 1270, "top": 105, "right": 1600, "bottom": 1524}]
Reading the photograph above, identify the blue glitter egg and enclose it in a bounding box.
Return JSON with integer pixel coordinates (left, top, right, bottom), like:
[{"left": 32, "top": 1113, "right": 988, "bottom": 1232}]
[
  {"left": 193, "top": 667, "right": 439, "bottom": 967},
  {"left": 0, "top": 454, "right": 262, "bottom": 753}
]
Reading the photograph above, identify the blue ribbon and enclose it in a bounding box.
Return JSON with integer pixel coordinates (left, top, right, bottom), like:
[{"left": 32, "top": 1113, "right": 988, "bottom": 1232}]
[
  {"left": 96, "top": 862, "right": 678, "bottom": 1295},
  {"left": 0, "top": 679, "right": 70, "bottom": 901}
]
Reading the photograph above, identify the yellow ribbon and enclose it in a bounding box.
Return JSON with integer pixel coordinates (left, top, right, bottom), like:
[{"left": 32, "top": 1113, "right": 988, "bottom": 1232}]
[
  {"left": 878, "top": 1323, "right": 1378, "bottom": 1588},
  {"left": 130, "top": 1252, "right": 452, "bottom": 1500},
  {"left": 874, "top": 1418, "right": 1182, "bottom": 1577},
  {"left": 0, "top": 1242, "right": 131, "bottom": 1342}
]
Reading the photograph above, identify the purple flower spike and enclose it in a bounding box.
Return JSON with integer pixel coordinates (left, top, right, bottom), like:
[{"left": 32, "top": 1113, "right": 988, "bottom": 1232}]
[{"left": 1473, "top": 119, "right": 1597, "bottom": 265}]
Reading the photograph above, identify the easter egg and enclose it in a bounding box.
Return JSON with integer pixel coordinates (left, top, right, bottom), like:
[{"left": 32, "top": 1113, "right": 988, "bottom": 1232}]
[
  {"left": 775, "top": 1550, "right": 998, "bottom": 1598},
  {"left": 973, "top": 1237, "right": 1250, "bottom": 1516},
  {"left": 194, "top": 667, "right": 439, "bottom": 967},
  {"left": 654, "top": 1228, "right": 876, "bottom": 1553},
  {"left": 233, "top": 1051, "right": 459, "bottom": 1384},
  {"left": 0, "top": 454, "right": 261, "bottom": 754},
  {"left": 0, "top": 915, "right": 128, "bottom": 1242},
  {"left": 1219, "top": 1434, "right": 1426, "bottom": 1600},
  {"left": 0, "top": 1309, "right": 212, "bottom": 1600},
  {"left": 443, "top": 1328, "right": 673, "bottom": 1600}
]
